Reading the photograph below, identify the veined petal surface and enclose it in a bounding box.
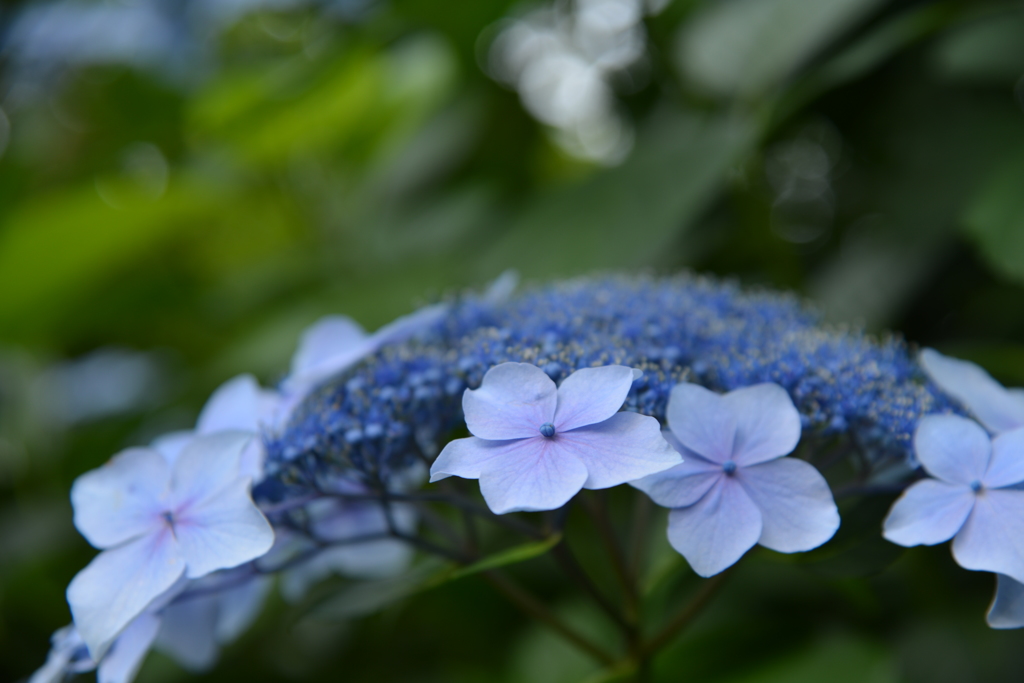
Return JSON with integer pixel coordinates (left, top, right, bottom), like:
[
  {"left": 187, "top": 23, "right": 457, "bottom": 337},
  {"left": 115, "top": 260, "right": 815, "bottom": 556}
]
[
  {"left": 666, "top": 477, "right": 762, "bottom": 577},
  {"left": 914, "top": 414, "right": 990, "bottom": 485},
  {"left": 554, "top": 365, "right": 636, "bottom": 432},
  {"left": 96, "top": 612, "right": 160, "bottom": 683},
  {"left": 462, "top": 363, "right": 557, "bottom": 440},
  {"left": 630, "top": 446, "right": 722, "bottom": 508},
  {"left": 723, "top": 384, "right": 802, "bottom": 466},
  {"left": 984, "top": 427, "right": 1024, "bottom": 489},
  {"left": 952, "top": 488, "right": 1024, "bottom": 584},
  {"left": 557, "top": 412, "right": 680, "bottom": 489},
  {"left": 883, "top": 479, "right": 975, "bottom": 546},
  {"left": 921, "top": 348, "right": 1024, "bottom": 434},
  {"left": 476, "top": 438, "right": 588, "bottom": 514},
  {"left": 195, "top": 374, "right": 277, "bottom": 435},
  {"left": 666, "top": 383, "right": 737, "bottom": 463},
  {"left": 737, "top": 458, "right": 839, "bottom": 552},
  {"left": 170, "top": 431, "right": 252, "bottom": 507}
]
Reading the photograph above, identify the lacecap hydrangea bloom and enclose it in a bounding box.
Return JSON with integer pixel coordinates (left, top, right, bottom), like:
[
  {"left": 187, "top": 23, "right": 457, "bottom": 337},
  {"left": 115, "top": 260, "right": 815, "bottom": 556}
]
[
  {"left": 633, "top": 383, "right": 839, "bottom": 576},
  {"left": 430, "top": 363, "right": 680, "bottom": 513}
]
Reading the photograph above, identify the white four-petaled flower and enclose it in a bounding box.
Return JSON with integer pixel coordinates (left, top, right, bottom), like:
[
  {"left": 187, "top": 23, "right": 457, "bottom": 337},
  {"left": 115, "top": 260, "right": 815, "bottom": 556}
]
[
  {"left": 632, "top": 383, "right": 839, "bottom": 577},
  {"left": 430, "top": 363, "right": 681, "bottom": 514},
  {"left": 67, "top": 432, "right": 274, "bottom": 659}
]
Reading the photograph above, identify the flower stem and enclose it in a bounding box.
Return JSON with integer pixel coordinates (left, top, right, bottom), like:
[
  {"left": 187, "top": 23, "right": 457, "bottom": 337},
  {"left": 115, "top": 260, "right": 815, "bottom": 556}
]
[{"left": 641, "top": 570, "right": 731, "bottom": 657}]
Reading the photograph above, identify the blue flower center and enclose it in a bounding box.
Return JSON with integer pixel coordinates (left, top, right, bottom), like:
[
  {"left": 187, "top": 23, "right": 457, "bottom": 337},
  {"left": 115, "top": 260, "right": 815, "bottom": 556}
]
[
  {"left": 162, "top": 511, "right": 176, "bottom": 527},
  {"left": 722, "top": 460, "right": 737, "bottom": 475},
  {"left": 539, "top": 422, "right": 556, "bottom": 438},
  {"left": 970, "top": 480, "right": 983, "bottom": 493}
]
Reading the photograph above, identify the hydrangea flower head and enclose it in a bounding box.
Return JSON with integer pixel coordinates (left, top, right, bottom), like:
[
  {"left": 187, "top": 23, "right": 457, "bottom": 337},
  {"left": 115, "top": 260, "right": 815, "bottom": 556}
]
[
  {"left": 633, "top": 382, "right": 840, "bottom": 577},
  {"left": 67, "top": 432, "right": 274, "bottom": 659},
  {"left": 430, "top": 362, "right": 680, "bottom": 514},
  {"left": 883, "top": 414, "right": 1024, "bottom": 582}
]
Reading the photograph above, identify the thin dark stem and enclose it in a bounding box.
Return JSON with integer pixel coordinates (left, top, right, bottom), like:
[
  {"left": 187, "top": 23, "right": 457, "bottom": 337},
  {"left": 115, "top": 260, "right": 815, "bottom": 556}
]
[
  {"left": 628, "top": 494, "right": 652, "bottom": 580},
  {"left": 584, "top": 492, "right": 639, "bottom": 624},
  {"left": 552, "top": 541, "right": 633, "bottom": 635},
  {"left": 481, "top": 570, "right": 615, "bottom": 667},
  {"left": 642, "top": 570, "right": 731, "bottom": 657}
]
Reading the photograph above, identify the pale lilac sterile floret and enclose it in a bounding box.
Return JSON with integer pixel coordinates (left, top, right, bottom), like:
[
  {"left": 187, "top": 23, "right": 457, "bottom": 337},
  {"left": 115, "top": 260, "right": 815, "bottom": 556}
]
[
  {"left": 632, "top": 382, "right": 840, "bottom": 578},
  {"left": 920, "top": 348, "right": 1024, "bottom": 435},
  {"left": 430, "top": 362, "right": 681, "bottom": 514},
  {"left": 66, "top": 432, "right": 275, "bottom": 660},
  {"left": 883, "top": 415, "right": 1024, "bottom": 585}
]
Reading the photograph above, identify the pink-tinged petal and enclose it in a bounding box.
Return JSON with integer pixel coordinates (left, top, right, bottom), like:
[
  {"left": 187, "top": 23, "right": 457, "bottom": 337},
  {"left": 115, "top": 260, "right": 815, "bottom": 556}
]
[
  {"left": 921, "top": 348, "right": 1024, "bottom": 434},
  {"left": 170, "top": 431, "right": 252, "bottom": 507},
  {"left": 287, "top": 315, "right": 368, "bottom": 390},
  {"left": 666, "top": 383, "right": 737, "bottom": 464},
  {"left": 987, "top": 574, "right": 1024, "bottom": 629},
  {"left": 175, "top": 479, "right": 274, "bottom": 579},
  {"left": 97, "top": 612, "right": 160, "bottom": 683},
  {"left": 430, "top": 436, "right": 526, "bottom": 482},
  {"left": 553, "top": 365, "right": 636, "bottom": 432},
  {"left": 368, "top": 303, "right": 448, "bottom": 348},
  {"left": 631, "top": 454, "right": 722, "bottom": 509},
  {"left": 196, "top": 374, "right": 278, "bottom": 435},
  {"left": 984, "top": 427, "right": 1024, "bottom": 488},
  {"left": 150, "top": 431, "right": 193, "bottom": 466},
  {"left": 914, "top": 414, "right": 991, "bottom": 485},
  {"left": 722, "top": 384, "right": 802, "bottom": 466},
  {"left": 737, "top": 458, "right": 839, "bottom": 553},
  {"left": 462, "top": 363, "right": 557, "bottom": 440},
  {"left": 883, "top": 479, "right": 974, "bottom": 546},
  {"left": 68, "top": 530, "right": 185, "bottom": 659},
  {"left": 154, "top": 595, "right": 219, "bottom": 672},
  {"left": 665, "top": 478, "right": 762, "bottom": 577},
  {"left": 71, "top": 448, "right": 169, "bottom": 549},
  {"left": 477, "top": 438, "right": 589, "bottom": 514},
  {"left": 952, "top": 489, "right": 1024, "bottom": 583},
  {"left": 555, "top": 412, "right": 681, "bottom": 489}
]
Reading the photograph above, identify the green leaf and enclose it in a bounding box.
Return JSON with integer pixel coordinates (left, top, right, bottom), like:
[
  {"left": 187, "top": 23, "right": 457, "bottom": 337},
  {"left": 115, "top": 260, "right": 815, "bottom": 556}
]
[
  {"left": 677, "top": 0, "right": 886, "bottom": 99},
  {"left": 481, "top": 110, "right": 756, "bottom": 278},
  {"left": 448, "top": 534, "right": 563, "bottom": 581},
  {"left": 963, "top": 149, "right": 1024, "bottom": 284}
]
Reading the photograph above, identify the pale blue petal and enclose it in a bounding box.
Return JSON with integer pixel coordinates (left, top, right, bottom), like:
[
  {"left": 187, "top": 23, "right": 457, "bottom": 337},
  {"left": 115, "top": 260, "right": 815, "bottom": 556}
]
[
  {"left": 952, "top": 489, "right": 1024, "bottom": 584},
  {"left": 150, "top": 431, "right": 193, "bottom": 466},
  {"left": 30, "top": 626, "right": 93, "bottom": 683},
  {"left": 430, "top": 436, "right": 525, "bottom": 482},
  {"left": 462, "top": 363, "right": 557, "bottom": 440},
  {"left": 723, "top": 384, "right": 802, "bottom": 466},
  {"left": 195, "top": 374, "right": 277, "bottom": 435},
  {"left": 914, "top": 414, "right": 991, "bottom": 485},
  {"left": 987, "top": 574, "right": 1024, "bottom": 629},
  {"left": 170, "top": 431, "right": 252, "bottom": 506},
  {"left": 630, "top": 448, "right": 722, "bottom": 509},
  {"left": 553, "top": 365, "right": 635, "bottom": 432},
  {"left": 666, "top": 477, "right": 762, "bottom": 577},
  {"left": 921, "top": 348, "right": 1024, "bottom": 433},
  {"left": 476, "top": 438, "right": 589, "bottom": 514},
  {"left": 97, "top": 612, "right": 160, "bottom": 683},
  {"left": 737, "top": 458, "right": 839, "bottom": 552},
  {"left": 369, "top": 303, "right": 448, "bottom": 347},
  {"left": 175, "top": 479, "right": 274, "bottom": 579},
  {"left": 71, "top": 448, "right": 168, "bottom": 549},
  {"left": 215, "top": 576, "right": 273, "bottom": 643},
  {"left": 68, "top": 530, "right": 185, "bottom": 659},
  {"left": 882, "top": 479, "right": 974, "bottom": 546},
  {"left": 549, "top": 412, "right": 680, "bottom": 489},
  {"left": 482, "top": 270, "right": 519, "bottom": 304},
  {"left": 154, "top": 595, "right": 219, "bottom": 671},
  {"left": 984, "top": 427, "right": 1024, "bottom": 489},
  {"left": 287, "top": 315, "right": 368, "bottom": 387},
  {"left": 666, "top": 383, "right": 737, "bottom": 464}
]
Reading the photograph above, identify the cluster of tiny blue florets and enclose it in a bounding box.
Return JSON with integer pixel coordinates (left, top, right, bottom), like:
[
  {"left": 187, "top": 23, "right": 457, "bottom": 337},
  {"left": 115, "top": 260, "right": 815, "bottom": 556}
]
[{"left": 260, "top": 274, "right": 960, "bottom": 495}]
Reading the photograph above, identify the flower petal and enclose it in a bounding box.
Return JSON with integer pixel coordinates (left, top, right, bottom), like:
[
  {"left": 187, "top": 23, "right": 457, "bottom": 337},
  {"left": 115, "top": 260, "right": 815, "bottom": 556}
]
[
  {"left": 630, "top": 450, "right": 722, "bottom": 509},
  {"left": 952, "top": 488, "right": 1024, "bottom": 583},
  {"left": 553, "top": 412, "right": 681, "bottom": 489},
  {"left": 368, "top": 302, "right": 448, "bottom": 347},
  {"left": 71, "top": 448, "right": 169, "bottom": 549},
  {"left": 462, "top": 363, "right": 557, "bottom": 440},
  {"left": 882, "top": 479, "right": 974, "bottom": 546},
  {"left": 914, "top": 414, "right": 991, "bottom": 485},
  {"left": 97, "top": 612, "right": 160, "bottom": 683},
  {"left": 196, "top": 374, "right": 278, "bottom": 435},
  {"left": 665, "top": 477, "right": 762, "bottom": 577},
  {"left": 154, "top": 595, "right": 219, "bottom": 672},
  {"left": 987, "top": 574, "right": 1024, "bottom": 629},
  {"left": 150, "top": 431, "right": 193, "bottom": 466},
  {"left": 430, "top": 436, "right": 523, "bottom": 482},
  {"left": 215, "top": 575, "right": 273, "bottom": 643},
  {"left": 737, "top": 458, "right": 839, "bottom": 552},
  {"left": 286, "top": 315, "right": 369, "bottom": 390},
  {"left": 921, "top": 348, "right": 1024, "bottom": 434},
  {"left": 475, "top": 438, "right": 589, "bottom": 513},
  {"left": 170, "top": 431, "right": 252, "bottom": 507},
  {"left": 175, "top": 479, "right": 274, "bottom": 579},
  {"left": 553, "top": 365, "right": 635, "bottom": 432},
  {"left": 68, "top": 530, "right": 185, "bottom": 659},
  {"left": 722, "top": 384, "right": 802, "bottom": 466},
  {"left": 984, "top": 427, "right": 1024, "bottom": 489},
  {"left": 666, "top": 383, "right": 737, "bottom": 464}
]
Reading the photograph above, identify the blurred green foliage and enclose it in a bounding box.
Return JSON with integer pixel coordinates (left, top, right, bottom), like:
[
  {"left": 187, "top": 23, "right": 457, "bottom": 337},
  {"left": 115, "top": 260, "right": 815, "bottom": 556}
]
[{"left": 4, "top": 0, "right": 1024, "bottom": 681}]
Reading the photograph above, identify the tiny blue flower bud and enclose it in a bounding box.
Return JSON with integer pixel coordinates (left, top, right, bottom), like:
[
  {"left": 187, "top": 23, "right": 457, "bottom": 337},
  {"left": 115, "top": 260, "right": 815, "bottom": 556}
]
[
  {"left": 539, "top": 422, "right": 556, "bottom": 438},
  {"left": 722, "top": 460, "right": 737, "bottom": 475}
]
